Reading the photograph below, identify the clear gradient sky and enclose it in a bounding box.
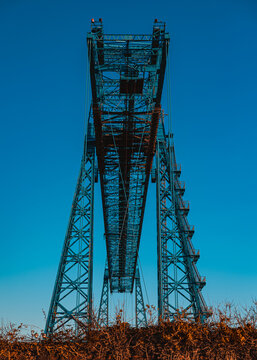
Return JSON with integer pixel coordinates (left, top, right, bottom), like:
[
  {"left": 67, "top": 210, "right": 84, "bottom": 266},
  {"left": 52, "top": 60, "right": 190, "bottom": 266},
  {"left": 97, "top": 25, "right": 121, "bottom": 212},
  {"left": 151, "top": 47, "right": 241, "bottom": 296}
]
[{"left": 0, "top": 0, "right": 257, "bottom": 329}]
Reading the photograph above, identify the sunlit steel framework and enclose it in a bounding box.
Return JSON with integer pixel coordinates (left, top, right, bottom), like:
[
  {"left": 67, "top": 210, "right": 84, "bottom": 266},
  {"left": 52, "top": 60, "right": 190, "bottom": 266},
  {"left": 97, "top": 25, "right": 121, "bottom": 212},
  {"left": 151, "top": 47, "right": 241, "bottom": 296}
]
[
  {"left": 154, "top": 122, "right": 209, "bottom": 321},
  {"left": 45, "top": 20, "right": 209, "bottom": 335}
]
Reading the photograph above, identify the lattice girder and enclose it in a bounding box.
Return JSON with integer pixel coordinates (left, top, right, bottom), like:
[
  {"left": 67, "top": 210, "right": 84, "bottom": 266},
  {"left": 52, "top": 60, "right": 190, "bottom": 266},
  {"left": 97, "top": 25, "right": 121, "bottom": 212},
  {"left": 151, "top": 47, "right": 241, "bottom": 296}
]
[
  {"left": 98, "top": 263, "right": 109, "bottom": 327},
  {"left": 135, "top": 267, "right": 147, "bottom": 328},
  {"left": 45, "top": 136, "right": 95, "bottom": 335},
  {"left": 87, "top": 21, "right": 170, "bottom": 292},
  {"left": 156, "top": 129, "right": 209, "bottom": 322}
]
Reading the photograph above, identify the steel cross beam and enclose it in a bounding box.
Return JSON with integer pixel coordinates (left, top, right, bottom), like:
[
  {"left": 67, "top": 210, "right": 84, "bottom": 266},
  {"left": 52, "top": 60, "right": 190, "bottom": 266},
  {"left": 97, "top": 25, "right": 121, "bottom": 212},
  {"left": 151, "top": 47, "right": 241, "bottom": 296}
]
[
  {"left": 45, "top": 123, "right": 96, "bottom": 335},
  {"left": 155, "top": 121, "right": 209, "bottom": 322}
]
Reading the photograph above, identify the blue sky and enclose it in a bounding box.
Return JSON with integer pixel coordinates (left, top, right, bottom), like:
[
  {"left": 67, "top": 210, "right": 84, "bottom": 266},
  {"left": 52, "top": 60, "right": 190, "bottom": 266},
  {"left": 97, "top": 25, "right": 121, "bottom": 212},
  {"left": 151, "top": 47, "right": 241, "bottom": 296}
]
[{"left": 0, "top": 0, "right": 257, "bottom": 329}]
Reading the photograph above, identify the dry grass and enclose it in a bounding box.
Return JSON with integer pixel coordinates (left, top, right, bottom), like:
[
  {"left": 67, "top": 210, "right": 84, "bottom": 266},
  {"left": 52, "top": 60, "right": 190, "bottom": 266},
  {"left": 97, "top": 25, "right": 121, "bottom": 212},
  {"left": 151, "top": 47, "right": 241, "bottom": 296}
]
[{"left": 1, "top": 303, "right": 257, "bottom": 359}]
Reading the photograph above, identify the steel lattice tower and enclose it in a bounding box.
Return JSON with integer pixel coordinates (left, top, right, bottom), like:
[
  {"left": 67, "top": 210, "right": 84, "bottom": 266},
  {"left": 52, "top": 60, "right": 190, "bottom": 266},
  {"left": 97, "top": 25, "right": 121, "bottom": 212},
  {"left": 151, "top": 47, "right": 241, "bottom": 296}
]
[{"left": 45, "top": 20, "right": 209, "bottom": 335}]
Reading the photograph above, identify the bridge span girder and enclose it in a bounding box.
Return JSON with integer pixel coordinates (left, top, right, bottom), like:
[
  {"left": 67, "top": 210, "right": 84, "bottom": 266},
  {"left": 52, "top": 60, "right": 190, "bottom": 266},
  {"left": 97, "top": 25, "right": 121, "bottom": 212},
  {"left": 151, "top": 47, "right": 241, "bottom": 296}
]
[{"left": 88, "top": 19, "right": 169, "bottom": 293}]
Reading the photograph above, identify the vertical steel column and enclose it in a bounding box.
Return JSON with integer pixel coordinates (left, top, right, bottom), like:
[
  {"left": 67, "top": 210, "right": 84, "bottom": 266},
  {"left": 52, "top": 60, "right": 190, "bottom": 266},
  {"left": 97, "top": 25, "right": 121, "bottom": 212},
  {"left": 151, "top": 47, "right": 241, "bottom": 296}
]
[
  {"left": 156, "top": 139, "right": 163, "bottom": 320},
  {"left": 156, "top": 130, "right": 209, "bottom": 323},
  {"left": 135, "top": 266, "right": 147, "bottom": 328},
  {"left": 98, "top": 262, "right": 109, "bottom": 327},
  {"left": 45, "top": 129, "right": 95, "bottom": 335}
]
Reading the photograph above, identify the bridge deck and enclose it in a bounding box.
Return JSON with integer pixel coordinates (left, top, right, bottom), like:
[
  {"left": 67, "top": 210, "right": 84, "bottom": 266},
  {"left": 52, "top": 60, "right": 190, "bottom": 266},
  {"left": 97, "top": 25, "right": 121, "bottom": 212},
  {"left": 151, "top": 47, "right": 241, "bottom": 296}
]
[{"left": 87, "top": 20, "right": 169, "bottom": 292}]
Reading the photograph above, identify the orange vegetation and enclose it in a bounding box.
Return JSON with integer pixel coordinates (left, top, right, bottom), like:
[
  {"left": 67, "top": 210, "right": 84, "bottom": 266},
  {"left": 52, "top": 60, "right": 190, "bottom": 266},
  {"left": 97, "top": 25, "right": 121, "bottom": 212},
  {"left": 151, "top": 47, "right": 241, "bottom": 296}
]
[{"left": 1, "top": 304, "right": 257, "bottom": 359}]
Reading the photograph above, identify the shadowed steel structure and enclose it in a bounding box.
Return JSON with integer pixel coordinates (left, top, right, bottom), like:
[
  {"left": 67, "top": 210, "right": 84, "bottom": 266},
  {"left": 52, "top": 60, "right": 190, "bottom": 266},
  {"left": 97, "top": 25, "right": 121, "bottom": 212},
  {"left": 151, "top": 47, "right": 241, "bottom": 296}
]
[
  {"left": 45, "top": 20, "right": 209, "bottom": 335},
  {"left": 88, "top": 20, "right": 168, "bottom": 293}
]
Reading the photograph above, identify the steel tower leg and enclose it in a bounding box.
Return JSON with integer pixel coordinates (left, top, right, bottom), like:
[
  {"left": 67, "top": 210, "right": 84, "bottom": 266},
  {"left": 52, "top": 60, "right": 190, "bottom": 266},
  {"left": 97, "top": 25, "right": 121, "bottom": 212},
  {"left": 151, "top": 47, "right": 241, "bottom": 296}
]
[
  {"left": 98, "top": 263, "right": 109, "bottom": 327},
  {"left": 135, "top": 266, "right": 147, "bottom": 328},
  {"left": 156, "top": 134, "right": 209, "bottom": 323},
  {"left": 45, "top": 134, "right": 95, "bottom": 335}
]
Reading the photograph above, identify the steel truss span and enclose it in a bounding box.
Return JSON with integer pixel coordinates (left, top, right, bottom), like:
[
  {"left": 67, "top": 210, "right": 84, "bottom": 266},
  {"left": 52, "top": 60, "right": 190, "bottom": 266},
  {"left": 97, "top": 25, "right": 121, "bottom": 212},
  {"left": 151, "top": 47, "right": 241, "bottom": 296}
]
[
  {"left": 45, "top": 20, "right": 209, "bottom": 335},
  {"left": 88, "top": 20, "right": 168, "bottom": 293}
]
